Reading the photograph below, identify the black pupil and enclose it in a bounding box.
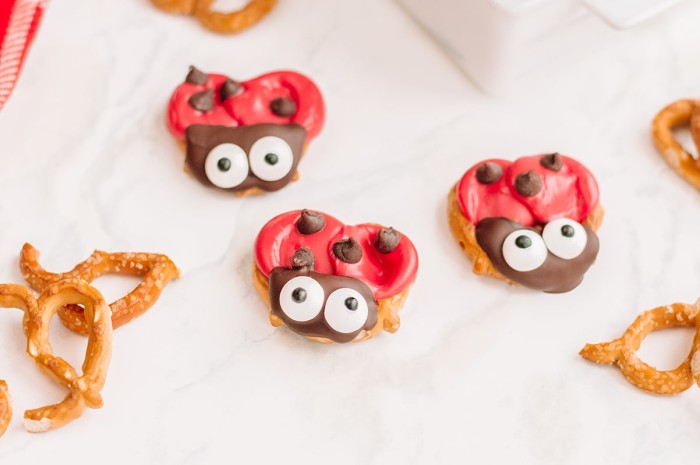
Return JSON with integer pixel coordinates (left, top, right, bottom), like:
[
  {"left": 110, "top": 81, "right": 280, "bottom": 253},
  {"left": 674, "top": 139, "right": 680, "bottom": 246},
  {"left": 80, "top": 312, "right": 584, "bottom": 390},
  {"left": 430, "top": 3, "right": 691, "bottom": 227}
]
[
  {"left": 561, "top": 225, "right": 575, "bottom": 238},
  {"left": 217, "top": 158, "right": 232, "bottom": 172},
  {"left": 264, "top": 153, "right": 279, "bottom": 165},
  {"left": 344, "top": 297, "right": 359, "bottom": 311},
  {"left": 292, "top": 288, "right": 307, "bottom": 303},
  {"left": 515, "top": 235, "right": 532, "bottom": 249}
]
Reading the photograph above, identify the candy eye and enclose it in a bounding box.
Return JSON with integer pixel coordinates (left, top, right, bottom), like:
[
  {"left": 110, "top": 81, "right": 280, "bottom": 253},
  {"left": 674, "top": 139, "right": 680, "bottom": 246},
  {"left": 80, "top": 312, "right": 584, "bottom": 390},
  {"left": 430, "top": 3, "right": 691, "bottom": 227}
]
[
  {"left": 279, "top": 276, "right": 324, "bottom": 322},
  {"left": 249, "top": 136, "right": 294, "bottom": 182},
  {"left": 204, "top": 143, "right": 249, "bottom": 188},
  {"left": 542, "top": 218, "right": 588, "bottom": 260},
  {"left": 502, "top": 229, "right": 547, "bottom": 272},
  {"left": 324, "top": 288, "right": 369, "bottom": 334}
]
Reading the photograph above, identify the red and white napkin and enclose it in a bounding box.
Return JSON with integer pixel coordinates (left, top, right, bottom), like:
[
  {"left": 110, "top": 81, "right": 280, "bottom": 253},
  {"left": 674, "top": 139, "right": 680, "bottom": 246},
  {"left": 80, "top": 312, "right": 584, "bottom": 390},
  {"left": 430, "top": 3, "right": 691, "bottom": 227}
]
[{"left": 0, "top": 0, "right": 46, "bottom": 112}]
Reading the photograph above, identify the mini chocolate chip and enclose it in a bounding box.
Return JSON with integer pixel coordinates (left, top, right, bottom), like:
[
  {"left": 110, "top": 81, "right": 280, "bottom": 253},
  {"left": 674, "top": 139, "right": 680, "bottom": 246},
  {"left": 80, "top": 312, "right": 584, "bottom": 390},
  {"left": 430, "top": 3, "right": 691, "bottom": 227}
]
[
  {"left": 475, "top": 162, "right": 503, "bottom": 185},
  {"left": 188, "top": 89, "right": 214, "bottom": 112},
  {"left": 514, "top": 170, "right": 543, "bottom": 197},
  {"left": 292, "top": 288, "right": 307, "bottom": 303},
  {"left": 333, "top": 238, "right": 363, "bottom": 264},
  {"left": 217, "top": 158, "right": 231, "bottom": 172},
  {"left": 374, "top": 227, "right": 401, "bottom": 254},
  {"left": 515, "top": 235, "right": 532, "bottom": 249},
  {"left": 219, "top": 78, "right": 241, "bottom": 101},
  {"left": 345, "top": 297, "right": 359, "bottom": 311},
  {"left": 264, "top": 153, "right": 279, "bottom": 165},
  {"left": 291, "top": 248, "right": 315, "bottom": 270},
  {"left": 540, "top": 153, "right": 563, "bottom": 172},
  {"left": 561, "top": 225, "right": 575, "bottom": 237},
  {"left": 185, "top": 66, "right": 208, "bottom": 85},
  {"left": 296, "top": 210, "right": 326, "bottom": 235},
  {"left": 270, "top": 97, "right": 297, "bottom": 117}
]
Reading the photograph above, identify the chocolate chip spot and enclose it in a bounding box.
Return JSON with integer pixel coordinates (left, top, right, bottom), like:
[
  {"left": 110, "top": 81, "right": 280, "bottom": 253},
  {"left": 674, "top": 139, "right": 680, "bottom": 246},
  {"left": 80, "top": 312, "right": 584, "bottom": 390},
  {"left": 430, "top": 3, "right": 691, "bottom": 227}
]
[
  {"left": 188, "top": 89, "right": 214, "bottom": 112},
  {"left": 540, "top": 153, "right": 563, "bottom": 172},
  {"left": 296, "top": 210, "right": 326, "bottom": 235},
  {"left": 264, "top": 153, "right": 279, "bottom": 165},
  {"left": 185, "top": 66, "right": 208, "bottom": 85},
  {"left": 475, "top": 162, "right": 503, "bottom": 184},
  {"left": 291, "top": 248, "right": 315, "bottom": 270},
  {"left": 217, "top": 158, "right": 232, "bottom": 172},
  {"left": 270, "top": 97, "right": 297, "bottom": 117},
  {"left": 514, "top": 170, "right": 543, "bottom": 197},
  {"left": 219, "top": 78, "right": 241, "bottom": 101},
  {"left": 515, "top": 235, "right": 532, "bottom": 249},
  {"left": 333, "top": 238, "right": 363, "bottom": 264},
  {"left": 374, "top": 227, "right": 401, "bottom": 254}
]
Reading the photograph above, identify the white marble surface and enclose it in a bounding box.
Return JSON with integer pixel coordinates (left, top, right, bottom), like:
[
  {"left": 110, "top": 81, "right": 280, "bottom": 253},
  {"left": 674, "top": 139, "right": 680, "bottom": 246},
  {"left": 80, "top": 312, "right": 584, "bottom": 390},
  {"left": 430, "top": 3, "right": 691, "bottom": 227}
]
[{"left": 1, "top": 0, "right": 700, "bottom": 463}]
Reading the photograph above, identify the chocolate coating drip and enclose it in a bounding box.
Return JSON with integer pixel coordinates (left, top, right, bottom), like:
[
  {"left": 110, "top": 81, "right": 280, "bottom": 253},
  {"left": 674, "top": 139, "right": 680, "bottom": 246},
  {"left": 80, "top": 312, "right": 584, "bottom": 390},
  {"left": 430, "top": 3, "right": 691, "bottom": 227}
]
[
  {"left": 291, "top": 248, "right": 315, "bottom": 270},
  {"left": 296, "top": 210, "right": 326, "bottom": 235},
  {"left": 540, "top": 153, "right": 563, "bottom": 172},
  {"left": 220, "top": 79, "right": 241, "bottom": 101},
  {"left": 374, "top": 228, "right": 401, "bottom": 254},
  {"left": 185, "top": 66, "right": 208, "bottom": 85},
  {"left": 476, "top": 162, "right": 503, "bottom": 185},
  {"left": 188, "top": 89, "right": 214, "bottom": 112},
  {"left": 270, "top": 97, "right": 297, "bottom": 117},
  {"left": 514, "top": 170, "right": 543, "bottom": 197},
  {"left": 333, "top": 238, "right": 363, "bottom": 264}
]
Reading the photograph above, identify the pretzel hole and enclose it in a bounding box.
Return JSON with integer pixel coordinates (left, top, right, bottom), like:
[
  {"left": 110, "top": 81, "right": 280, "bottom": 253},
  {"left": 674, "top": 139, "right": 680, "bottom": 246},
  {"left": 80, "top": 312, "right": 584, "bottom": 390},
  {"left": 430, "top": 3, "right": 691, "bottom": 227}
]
[
  {"left": 673, "top": 126, "right": 698, "bottom": 159},
  {"left": 48, "top": 311, "right": 90, "bottom": 373},
  {"left": 90, "top": 275, "right": 144, "bottom": 304},
  {"left": 637, "top": 327, "right": 695, "bottom": 370},
  {"left": 209, "top": 0, "right": 251, "bottom": 12}
]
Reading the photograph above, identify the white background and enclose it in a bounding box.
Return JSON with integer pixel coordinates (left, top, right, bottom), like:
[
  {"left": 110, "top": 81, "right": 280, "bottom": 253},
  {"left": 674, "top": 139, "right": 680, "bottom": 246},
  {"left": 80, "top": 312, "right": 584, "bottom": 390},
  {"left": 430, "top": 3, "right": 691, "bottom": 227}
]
[{"left": 1, "top": 0, "right": 700, "bottom": 463}]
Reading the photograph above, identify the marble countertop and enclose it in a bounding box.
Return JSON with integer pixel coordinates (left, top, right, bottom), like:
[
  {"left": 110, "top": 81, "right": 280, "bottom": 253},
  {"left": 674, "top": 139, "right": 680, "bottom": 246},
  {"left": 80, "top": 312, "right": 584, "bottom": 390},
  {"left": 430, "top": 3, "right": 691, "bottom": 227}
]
[{"left": 2, "top": 0, "right": 700, "bottom": 463}]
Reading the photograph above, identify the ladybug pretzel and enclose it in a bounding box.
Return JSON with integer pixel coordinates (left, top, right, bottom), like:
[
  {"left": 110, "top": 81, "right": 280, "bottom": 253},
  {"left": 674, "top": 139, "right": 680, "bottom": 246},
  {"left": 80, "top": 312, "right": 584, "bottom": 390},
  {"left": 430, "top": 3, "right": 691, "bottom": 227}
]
[
  {"left": 448, "top": 153, "right": 604, "bottom": 293},
  {"left": 253, "top": 210, "right": 419, "bottom": 343},
  {"left": 167, "top": 66, "right": 325, "bottom": 196}
]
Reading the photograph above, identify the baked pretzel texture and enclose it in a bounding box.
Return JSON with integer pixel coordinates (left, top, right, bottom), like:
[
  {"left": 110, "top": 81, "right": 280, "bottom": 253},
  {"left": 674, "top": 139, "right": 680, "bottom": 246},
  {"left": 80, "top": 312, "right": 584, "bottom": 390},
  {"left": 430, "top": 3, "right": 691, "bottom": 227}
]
[
  {"left": 580, "top": 302, "right": 700, "bottom": 395},
  {"left": 0, "top": 280, "right": 112, "bottom": 436},
  {"left": 652, "top": 98, "right": 700, "bottom": 190},
  {"left": 20, "top": 243, "right": 180, "bottom": 334},
  {"left": 151, "top": 0, "right": 277, "bottom": 34}
]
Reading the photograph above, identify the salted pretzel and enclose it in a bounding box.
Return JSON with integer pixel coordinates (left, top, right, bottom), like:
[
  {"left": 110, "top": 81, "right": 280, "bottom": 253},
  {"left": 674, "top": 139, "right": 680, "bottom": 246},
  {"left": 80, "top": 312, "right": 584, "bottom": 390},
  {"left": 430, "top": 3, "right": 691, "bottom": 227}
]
[
  {"left": 151, "top": 0, "right": 277, "bottom": 34},
  {"left": 20, "top": 244, "right": 180, "bottom": 334},
  {"left": 651, "top": 98, "right": 700, "bottom": 190},
  {"left": 580, "top": 301, "right": 700, "bottom": 395},
  {"left": 0, "top": 280, "right": 112, "bottom": 435}
]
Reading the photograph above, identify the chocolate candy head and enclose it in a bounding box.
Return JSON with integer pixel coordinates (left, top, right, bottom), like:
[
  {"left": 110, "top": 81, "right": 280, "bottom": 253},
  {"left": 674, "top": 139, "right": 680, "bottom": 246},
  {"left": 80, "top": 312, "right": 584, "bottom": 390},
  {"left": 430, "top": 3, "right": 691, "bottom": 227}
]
[
  {"left": 269, "top": 267, "right": 378, "bottom": 343},
  {"left": 185, "top": 123, "right": 307, "bottom": 193},
  {"left": 475, "top": 217, "right": 599, "bottom": 293}
]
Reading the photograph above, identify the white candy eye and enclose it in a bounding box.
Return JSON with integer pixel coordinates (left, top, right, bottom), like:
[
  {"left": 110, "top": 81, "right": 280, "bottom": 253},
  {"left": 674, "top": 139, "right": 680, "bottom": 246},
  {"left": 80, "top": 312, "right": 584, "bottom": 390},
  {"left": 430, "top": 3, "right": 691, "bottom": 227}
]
[
  {"left": 249, "top": 136, "right": 294, "bottom": 182},
  {"left": 279, "top": 276, "right": 325, "bottom": 322},
  {"left": 324, "top": 288, "right": 369, "bottom": 334},
  {"left": 542, "top": 218, "right": 588, "bottom": 260},
  {"left": 205, "top": 143, "right": 249, "bottom": 188},
  {"left": 502, "top": 229, "right": 548, "bottom": 272}
]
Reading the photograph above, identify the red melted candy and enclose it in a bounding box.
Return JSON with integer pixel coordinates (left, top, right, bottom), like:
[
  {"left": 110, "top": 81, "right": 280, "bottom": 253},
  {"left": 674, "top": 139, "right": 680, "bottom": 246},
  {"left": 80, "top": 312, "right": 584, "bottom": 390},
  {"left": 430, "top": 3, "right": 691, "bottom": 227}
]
[
  {"left": 457, "top": 154, "right": 599, "bottom": 226},
  {"left": 167, "top": 70, "right": 325, "bottom": 142},
  {"left": 255, "top": 211, "right": 419, "bottom": 301}
]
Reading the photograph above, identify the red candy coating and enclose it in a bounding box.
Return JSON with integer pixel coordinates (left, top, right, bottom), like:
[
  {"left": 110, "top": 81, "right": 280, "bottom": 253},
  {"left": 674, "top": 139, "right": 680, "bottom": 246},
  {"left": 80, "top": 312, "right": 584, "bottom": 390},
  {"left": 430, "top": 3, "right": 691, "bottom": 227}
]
[
  {"left": 457, "top": 154, "right": 599, "bottom": 226},
  {"left": 255, "top": 211, "right": 418, "bottom": 301},
  {"left": 167, "top": 69, "right": 325, "bottom": 142}
]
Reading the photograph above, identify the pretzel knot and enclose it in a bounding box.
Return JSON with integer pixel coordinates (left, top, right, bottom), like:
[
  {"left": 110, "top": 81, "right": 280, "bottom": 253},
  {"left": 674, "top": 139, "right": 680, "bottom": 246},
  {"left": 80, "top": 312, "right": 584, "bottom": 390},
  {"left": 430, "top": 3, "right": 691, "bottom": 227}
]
[
  {"left": 580, "top": 302, "right": 700, "bottom": 395},
  {"left": 0, "top": 280, "right": 112, "bottom": 435},
  {"left": 151, "top": 0, "right": 277, "bottom": 34},
  {"left": 20, "top": 243, "right": 180, "bottom": 335},
  {"left": 651, "top": 98, "right": 700, "bottom": 190}
]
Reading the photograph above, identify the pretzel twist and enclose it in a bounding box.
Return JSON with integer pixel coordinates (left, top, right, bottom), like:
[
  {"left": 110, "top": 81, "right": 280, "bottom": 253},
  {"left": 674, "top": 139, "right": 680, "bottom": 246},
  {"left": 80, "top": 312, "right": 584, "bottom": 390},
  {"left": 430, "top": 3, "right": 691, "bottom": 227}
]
[
  {"left": 151, "top": 0, "right": 277, "bottom": 34},
  {"left": 652, "top": 98, "right": 700, "bottom": 190},
  {"left": 20, "top": 243, "right": 180, "bottom": 335},
  {"left": 0, "top": 280, "right": 112, "bottom": 435},
  {"left": 580, "top": 302, "right": 700, "bottom": 395}
]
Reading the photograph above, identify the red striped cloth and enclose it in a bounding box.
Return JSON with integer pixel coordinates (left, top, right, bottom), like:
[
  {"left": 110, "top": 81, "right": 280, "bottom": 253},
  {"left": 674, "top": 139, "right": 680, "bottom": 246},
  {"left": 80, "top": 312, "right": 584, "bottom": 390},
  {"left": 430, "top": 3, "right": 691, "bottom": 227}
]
[{"left": 0, "top": 0, "right": 46, "bottom": 111}]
